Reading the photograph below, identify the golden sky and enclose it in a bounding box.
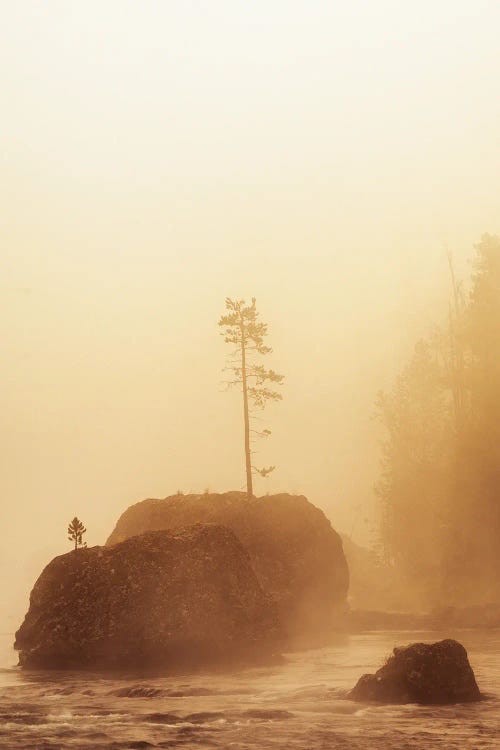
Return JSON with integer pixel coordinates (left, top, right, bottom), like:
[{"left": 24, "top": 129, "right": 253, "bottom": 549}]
[{"left": 2, "top": 1, "right": 499, "bottom": 621}]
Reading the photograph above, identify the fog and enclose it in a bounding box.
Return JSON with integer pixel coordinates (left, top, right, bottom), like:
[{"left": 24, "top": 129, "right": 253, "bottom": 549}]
[{"left": 2, "top": 1, "right": 499, "bottom": 626}]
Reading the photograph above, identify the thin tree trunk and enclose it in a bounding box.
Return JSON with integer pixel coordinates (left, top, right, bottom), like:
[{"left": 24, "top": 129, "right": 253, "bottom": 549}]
[
  {"left": 447, "top": 252, "right": 465, "bottom": 429},
  {"left": 240, "top": 320, "right": 253, "bottom": 499}
]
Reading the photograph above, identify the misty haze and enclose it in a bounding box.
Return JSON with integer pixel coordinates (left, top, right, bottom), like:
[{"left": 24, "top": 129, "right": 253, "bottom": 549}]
[{"left": 1, "top": 3, "right": 499, "bottom": 750}]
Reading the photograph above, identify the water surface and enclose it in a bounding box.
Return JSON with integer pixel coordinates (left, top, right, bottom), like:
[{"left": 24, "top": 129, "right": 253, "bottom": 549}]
[{"left": 0, "top": 629, "right": 498, "bottom": 749}]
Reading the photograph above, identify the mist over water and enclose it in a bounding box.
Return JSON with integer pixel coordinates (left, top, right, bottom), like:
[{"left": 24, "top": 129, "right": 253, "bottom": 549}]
[
  {"left": 2, "top": 2, "right": 500, "bottom": 748},
  {"left": 2, "top": 1, "right": 500, "bottom": 622},
  {"left": 1, "top": 630, "right": 499, "bottom": 750}
]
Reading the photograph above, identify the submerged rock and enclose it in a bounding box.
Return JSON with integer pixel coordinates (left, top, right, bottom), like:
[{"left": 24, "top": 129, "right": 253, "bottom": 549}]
[
  {"left": 348, "top": 638, "right": 481, "bottom": 704},
  {"left": 15, "top": 524, "right": 281, "bottom": 669},
  {"left": 106, "top": 491, "right": 349, "bottom": 641}
]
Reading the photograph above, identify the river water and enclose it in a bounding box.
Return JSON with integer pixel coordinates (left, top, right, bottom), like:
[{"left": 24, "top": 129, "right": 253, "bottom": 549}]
[{"left": 0, "top": 629, "right": 498, "bottom": 749}]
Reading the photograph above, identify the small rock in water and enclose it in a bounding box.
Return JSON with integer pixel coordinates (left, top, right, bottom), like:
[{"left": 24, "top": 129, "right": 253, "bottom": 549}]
[
  {"left": 111, "top": 685, "right": 164, "bottom": 698},
  {"left": 348, "top": 638, "right": 481, "bottom": 704}
]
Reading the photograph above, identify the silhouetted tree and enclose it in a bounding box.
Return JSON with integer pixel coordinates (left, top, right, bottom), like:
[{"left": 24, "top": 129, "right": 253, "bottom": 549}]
[
  {"left": 68, "top": 517, "right": 87, "bottom": 551},
  {"left": 375, "top": 234, "right": 500, "bottom": 607},
  {"left": 445, "top": 251, "right": 467, "bottom": 430},
  {"left": 449, "top": 233, "right": 500, "bottom": 597},
  {"left": 219, "top": 297, "right": 284, "bottom": 499},
  {"left": 375, "top": 337, "right": 452, "bottom": 595}
]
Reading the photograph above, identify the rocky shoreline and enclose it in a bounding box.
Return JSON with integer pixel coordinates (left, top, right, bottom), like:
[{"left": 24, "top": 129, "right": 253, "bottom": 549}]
[{"left": 347, "top": 603, "right": 500, "bottom": 632}]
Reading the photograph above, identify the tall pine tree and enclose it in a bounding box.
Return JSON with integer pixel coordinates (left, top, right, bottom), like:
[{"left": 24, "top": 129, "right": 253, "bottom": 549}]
[{"left": 219, "top": 298, "right": 284, "bottom": 499}]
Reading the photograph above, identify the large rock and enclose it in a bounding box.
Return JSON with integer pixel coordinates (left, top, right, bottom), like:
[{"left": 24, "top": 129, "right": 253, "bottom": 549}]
[
  {"left": 349, "top": 639, "right": 481, "bottom": 704},
  {"left": 15, "top": 524, "right": 281, "bottom": 669},
  {"left": 107, "top": 492, "right": 349, "bottom": 641}
]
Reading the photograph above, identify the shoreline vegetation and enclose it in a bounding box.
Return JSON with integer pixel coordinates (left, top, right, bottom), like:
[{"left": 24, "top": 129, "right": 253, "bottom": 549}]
[{"left": 375, "top": 235, "right": 500, "bottom": 611}]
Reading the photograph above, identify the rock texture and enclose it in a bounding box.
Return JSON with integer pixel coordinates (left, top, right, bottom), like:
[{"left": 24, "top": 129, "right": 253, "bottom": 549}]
[
  {"left": 15, "top": 524, "right": 281, "bottom": 669},
  {"left": 349, "top": 639, "right": 481, "bottom": 704},
  {"left": 106, "top": 492, "right": 349, "bottom": 640}
]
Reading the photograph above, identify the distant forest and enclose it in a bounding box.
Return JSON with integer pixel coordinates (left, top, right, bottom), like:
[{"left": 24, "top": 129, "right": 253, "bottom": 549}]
[{"left": 376, "top": 234, "right": 500, "bottom": 609}]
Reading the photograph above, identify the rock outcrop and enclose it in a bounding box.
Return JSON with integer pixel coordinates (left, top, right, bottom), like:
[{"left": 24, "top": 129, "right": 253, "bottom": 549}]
[
  {"left": 106, "top": 492, "right": 349, "bottom": 641},
  {"left": 349, "top": 639, "right": 481, "bottom": 704},
  {"left": 15, "top": 524, "right": 281, "bottom": 669}
]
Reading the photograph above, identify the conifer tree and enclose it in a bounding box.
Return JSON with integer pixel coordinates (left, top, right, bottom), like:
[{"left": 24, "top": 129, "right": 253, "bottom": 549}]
[
  {"left": 375, "top": 234, "right": 500, "bottom": 606},
  {"left": 68, "top": 517, "right": 87, "bottom": 551},
  {"left": 219, "top": 298, "right": 284, "bottom": 499}
]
